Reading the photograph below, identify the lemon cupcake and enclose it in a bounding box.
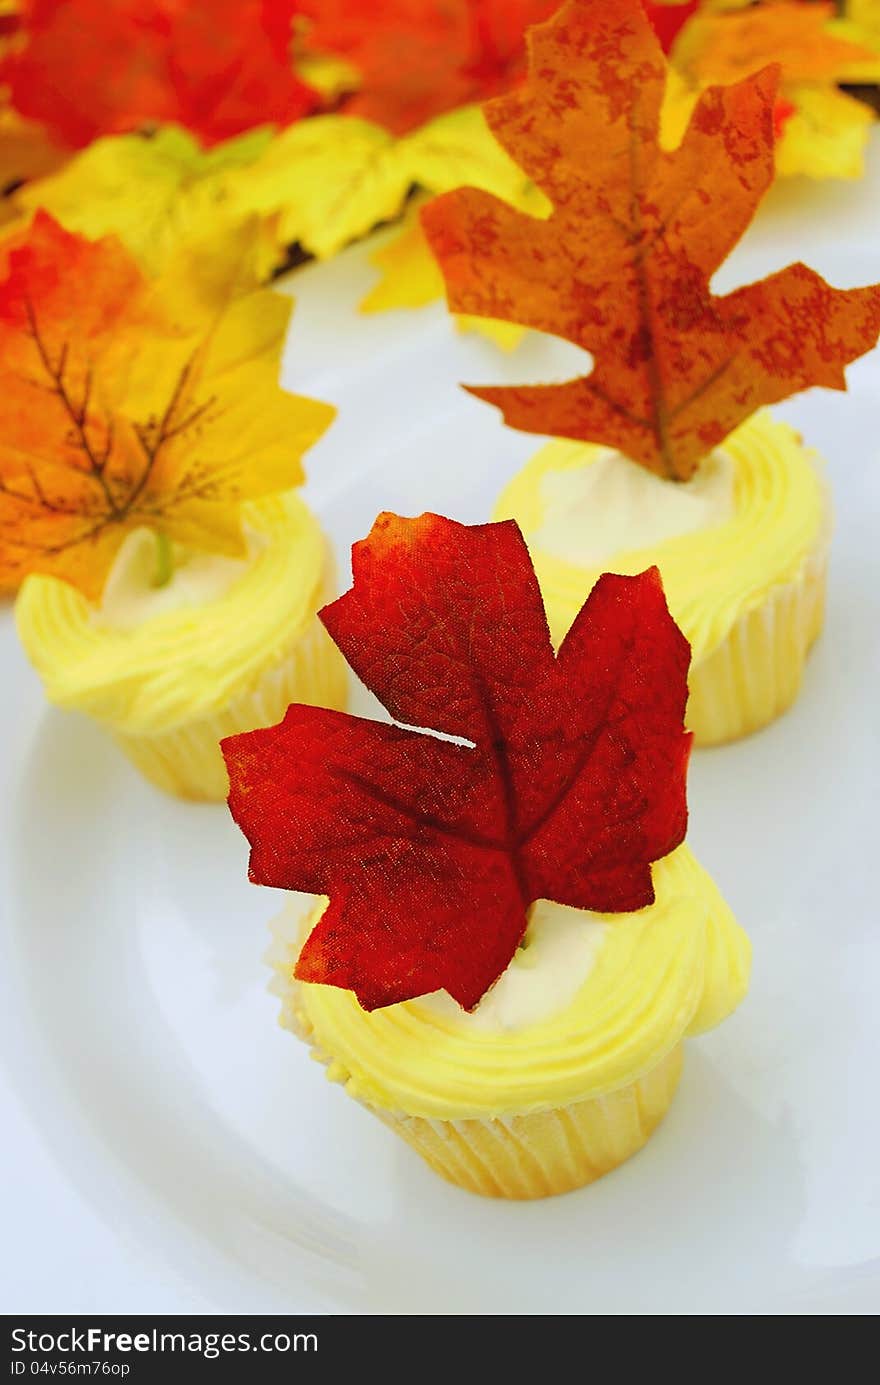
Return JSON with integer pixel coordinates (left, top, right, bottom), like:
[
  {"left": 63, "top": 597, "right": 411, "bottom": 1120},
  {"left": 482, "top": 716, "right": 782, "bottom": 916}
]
[
  {"left": 421, "top": 0, "right": 880, "bottom": 746},
  {"left": 269, "top": 842, "right": 748, "bottom": 1198},
  {"left": 17, "top": 494, "right": 346, "bottom": 801},
  {"left": 493, "top": 412, "right": 830, "bottom": 745},
  {"left": 224, "top": 510, "right": 750, "bottom": 1198}
]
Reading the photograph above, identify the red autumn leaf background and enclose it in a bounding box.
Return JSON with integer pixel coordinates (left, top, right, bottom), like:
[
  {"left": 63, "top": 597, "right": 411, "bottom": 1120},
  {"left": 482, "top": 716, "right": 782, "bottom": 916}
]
[
  {"left": 224, "top": 513, "right": 692, "bottom": 1012},
  {"left": 0, "top": 0, "right": 701, "bottom": 153},
  {"left": 0, "top": 0, "right": 317, "bottom": 150}
]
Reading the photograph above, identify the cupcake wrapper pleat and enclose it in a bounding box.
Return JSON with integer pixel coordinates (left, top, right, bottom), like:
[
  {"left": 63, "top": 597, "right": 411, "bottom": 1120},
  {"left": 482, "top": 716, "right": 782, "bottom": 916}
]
[
  {"left": 113, "top": 608, "right": 346, "bottom": 800},
  {"left": 377, "top": 1044, "right": 684, "bottom": 1199},
  {"left": 687, "top": 547, "right": 827, "bottom": 746}
]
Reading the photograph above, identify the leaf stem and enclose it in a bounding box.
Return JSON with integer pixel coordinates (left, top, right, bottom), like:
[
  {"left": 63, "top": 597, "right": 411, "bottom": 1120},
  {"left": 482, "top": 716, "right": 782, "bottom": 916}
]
[{"left": 152, "top": 530, "right": 174, "bottom": 589}]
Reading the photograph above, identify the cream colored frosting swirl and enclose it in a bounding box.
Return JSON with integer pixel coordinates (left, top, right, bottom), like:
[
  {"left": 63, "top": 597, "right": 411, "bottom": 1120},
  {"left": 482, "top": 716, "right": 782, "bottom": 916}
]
[
  {"left": 493, "top": 411, "right": 828, "bottom": 657},
  {"left": 15, "top": 492, "right": 329, "bottom": 735}
]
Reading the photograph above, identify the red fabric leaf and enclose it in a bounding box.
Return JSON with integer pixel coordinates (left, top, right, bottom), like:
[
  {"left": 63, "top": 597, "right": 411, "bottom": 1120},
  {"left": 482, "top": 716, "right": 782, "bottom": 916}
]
[
  {"left": 422, "top": 0, "right": 880, "bottom": 479},
  {"left": 643, "top": 1, "right": 698, "bottom": 54},
  {"left": 224, "top": 513, "right": 692, "bottom": 1012},
  {"left": 1, "top": 0, "right": 317, "bottom": 150},
  {"left": 774, "top": 95, "right": 797, "bottom": 138},
  {"left": 299, "top": 1, "right": 685, "bottom": 137},
  {"left": 299, "top": 0, "right": 561, "bottom": 135}
]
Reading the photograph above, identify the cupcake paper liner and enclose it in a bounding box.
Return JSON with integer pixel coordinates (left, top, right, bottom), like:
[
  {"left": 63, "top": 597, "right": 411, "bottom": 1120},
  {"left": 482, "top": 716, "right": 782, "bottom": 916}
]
[
  {"left": 376, "top": 1044, "right": 683, "bottom": 1199},
  {"left": 114, "top": 604, "right": 346, "bottom": 800},
  {"left": 686, "top": 542, "right": 828, "bottom": 746}
]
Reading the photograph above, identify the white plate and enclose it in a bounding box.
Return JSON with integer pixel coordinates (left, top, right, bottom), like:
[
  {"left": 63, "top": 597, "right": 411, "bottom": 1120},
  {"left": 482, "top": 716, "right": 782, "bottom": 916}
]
[{"left": 3, "top": 141, "right": 880, "bottom": 1316}]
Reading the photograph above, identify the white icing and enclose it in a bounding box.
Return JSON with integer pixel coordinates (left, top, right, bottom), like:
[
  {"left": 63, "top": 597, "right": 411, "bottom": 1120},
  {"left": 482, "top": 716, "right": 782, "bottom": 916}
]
[
  {"left": 534, "top": 446, "right": 736, "bottom": 567},
  {"left": 415, "top": 899, "right": 607, "bottom": 1034},
  {"left": 95, "top": 528, "right": 252, "bottom": 630}
]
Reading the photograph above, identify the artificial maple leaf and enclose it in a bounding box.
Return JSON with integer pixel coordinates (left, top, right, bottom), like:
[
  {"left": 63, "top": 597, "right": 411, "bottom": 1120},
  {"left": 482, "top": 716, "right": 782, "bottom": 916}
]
[
  {"left": 670, "top": 1, "right": 878, "bottom": 88},
  {"left": 300, "top": 0, "right": 690, "bottom": 137},
  {"left": 10, "top": 125, "right": 283, "bottom": 279},
  {"left": 299, "top": 0, "right": 559, "bottom": 136},
  {"left": 224, "top": 114, "right": 413, "bottom": 262},
  {"left": 0, "top": 0, "right": 318, "bottom": 151},
  {"left": 422, "top": 0, "right": 880, "bottom": 480},
  {"left": 643, "top": 0, "right": 698, "bottom": 54},
  {"left": 846, "top": 0, "right": 880, "bottom": 48},
  {"left": 223, "top": 513, "right": 691, "bottom": 1012},
  {"left": 0, "top": 211, "right": 334, "bottom": 598},
  {"left": 225, "top": 101, "right": 541, "bottom": 264}
]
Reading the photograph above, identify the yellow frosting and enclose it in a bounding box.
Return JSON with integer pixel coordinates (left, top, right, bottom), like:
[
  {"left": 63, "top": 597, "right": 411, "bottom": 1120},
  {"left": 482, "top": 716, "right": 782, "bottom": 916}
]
[
  {"left": 15, "top": 492, "right": 330, "bottom": 736},
  {"left": 283, "top": 844, "right": 750, "bottom": 1121},
  {"left": 493, "top": 411, "right": 828, "bottom": 657}
]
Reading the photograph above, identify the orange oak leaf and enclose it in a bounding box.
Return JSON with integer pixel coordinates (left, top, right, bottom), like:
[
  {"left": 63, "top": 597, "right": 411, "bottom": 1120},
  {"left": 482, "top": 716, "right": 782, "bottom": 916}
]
[
  {"left": 0, "top": 0, "right": 318, "bottom": 150},
  {"left": 422, "top": 0, "right": 880, "bottom": 479},
  {"left": 223, "top": 513, "right": 691, "bottom": 1011},
  {"left": 0, "top": 211, "right": 334, "bottom": 598}
]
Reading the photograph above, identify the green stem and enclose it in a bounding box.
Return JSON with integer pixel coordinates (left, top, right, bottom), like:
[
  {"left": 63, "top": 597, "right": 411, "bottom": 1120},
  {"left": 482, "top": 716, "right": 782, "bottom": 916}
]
[{"left": 152, "top": 530, "right": 173, "bottom": 589}]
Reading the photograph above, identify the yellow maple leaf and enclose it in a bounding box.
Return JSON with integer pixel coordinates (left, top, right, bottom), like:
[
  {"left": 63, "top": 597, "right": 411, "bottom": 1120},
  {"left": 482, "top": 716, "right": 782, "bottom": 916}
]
[
  {"left": 5, "top": 102, "right": 556, "bottom": 299},
  {"left": 836, "top": 1, "right": 880, "bottom": 74},
  {"left": 228, "top": 103, "right": 549, "bottom": 264},
  {"left": 776, "top": 84, "right": 876, "bottom": 179},
  {"left": 847, "top": 0, "right": 880, "bottom": 35},
  {"left": 0, "top": 213, "right": 334, "bottom": 598},
  {"left": 9, "top": 125, "right": 285, "bottom": 279},
  {"left": 228, "top": 115, "right": 412, "bottom": 261},
  {"left": 398, "top": 104, "right": 539, "bottom": 203}
]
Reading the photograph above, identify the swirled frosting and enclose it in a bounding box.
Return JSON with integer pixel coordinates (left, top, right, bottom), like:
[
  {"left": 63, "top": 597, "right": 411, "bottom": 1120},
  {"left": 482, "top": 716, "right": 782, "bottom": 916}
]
[
  {"left": 493, "top": 411, "right": 828, "bottom": 657},
  {"left": 15, "top": 492, "right": 329, "bottom": 735},
  {"left": 273, "top": 844, "right": 750, "bottom": 1120}
]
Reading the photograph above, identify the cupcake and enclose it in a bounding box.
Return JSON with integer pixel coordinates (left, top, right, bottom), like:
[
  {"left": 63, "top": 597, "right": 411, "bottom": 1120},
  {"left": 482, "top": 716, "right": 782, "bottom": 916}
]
[
  {"left": 16, "top": 494, "right": 345, "bottom": 801},
  {"left": 224, "top": 510, "right": 751, "bottom": 1199},
  {"left": 493, "top": 412, "right": 830, "bottom": 745},
  {"left": 422, "top": 0, "right": 880, "bottom": 745},
  {"left": 1, "top": 212, "right": 343, "bottom": 800}
]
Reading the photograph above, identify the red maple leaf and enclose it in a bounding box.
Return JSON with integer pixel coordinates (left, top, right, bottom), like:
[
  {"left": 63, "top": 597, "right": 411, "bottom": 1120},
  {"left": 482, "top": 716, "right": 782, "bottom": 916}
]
[
  {"left": 643, "top": 1, "right": 698, "bottom": 54},
  {"left": 1, "top": 0, "right": 318, "bottom": 150},
  {"left": 422, "top": 0, "right": 880, "bottom": 479},
  {"left": 223, "top": 513, "right": 692, "bottom": 1012},
  {"left": 774, "top": 95, "right": 797, "bottom": 138},
  {"left": 300, "top": 0, "right": 687, "bottom": 136},
  {"left": 299, "top": 0, "right": 561, "bottom": 135}
]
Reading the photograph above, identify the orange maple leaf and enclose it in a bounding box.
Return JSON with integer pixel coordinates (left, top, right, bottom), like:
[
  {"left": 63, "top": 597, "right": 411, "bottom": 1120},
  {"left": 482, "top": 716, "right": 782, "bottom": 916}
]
[
  {"left": 0, "top": 212, "right": 334, "bottom": 599},
  {"left": 671, "top": 1, "right": 876, "bottom": 88},
  {"left": 422, "top": 0, "right": 880, "bottom": 480}
]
